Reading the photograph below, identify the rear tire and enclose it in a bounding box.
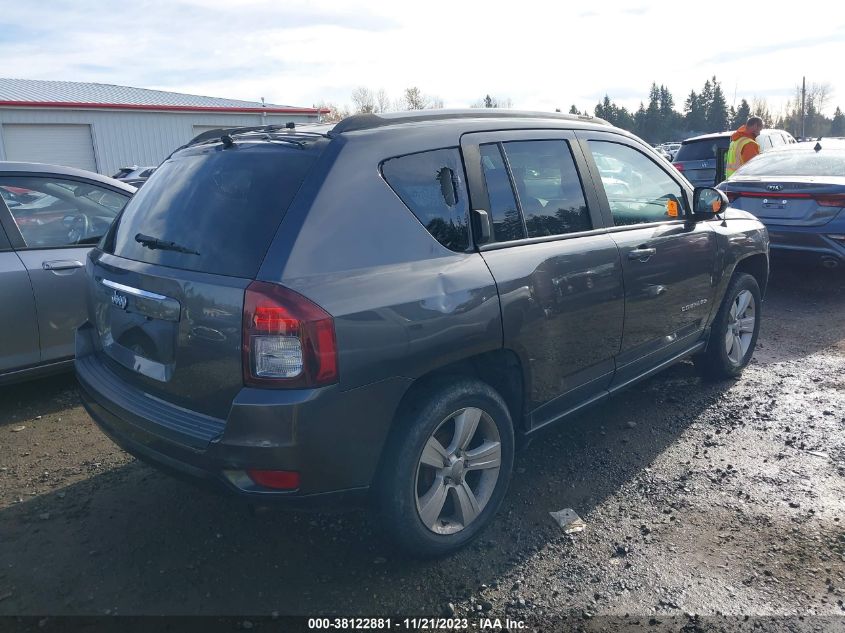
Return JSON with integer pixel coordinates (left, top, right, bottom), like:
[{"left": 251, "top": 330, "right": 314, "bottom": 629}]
[
  {"left": 694, "top": 272, "right": 761, "bottom": 380},
  {"left": 375, "top": 378, "right": 514, "bottom": 558}
]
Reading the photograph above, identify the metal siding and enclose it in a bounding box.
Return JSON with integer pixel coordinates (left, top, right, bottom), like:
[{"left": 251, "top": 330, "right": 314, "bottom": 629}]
[{"left": 0, "top": 108, "right": 318, "bottom": 175}]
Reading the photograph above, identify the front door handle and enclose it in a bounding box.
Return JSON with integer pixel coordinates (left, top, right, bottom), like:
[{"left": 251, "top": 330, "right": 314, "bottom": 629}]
[
  {"left": 627, "top": 247, "right": 656, "bottom": 262},
  {"left": 42, "top": 260, "right": 84, "bottom": 271}
]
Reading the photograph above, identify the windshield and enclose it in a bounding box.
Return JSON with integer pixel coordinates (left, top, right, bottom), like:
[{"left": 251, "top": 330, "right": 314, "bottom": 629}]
[
  {"left": 105, "top": 138, "right": 327, "bottom": 278},
  {"left": 733, "top": 148, "right": 845, "bottom": 177}
]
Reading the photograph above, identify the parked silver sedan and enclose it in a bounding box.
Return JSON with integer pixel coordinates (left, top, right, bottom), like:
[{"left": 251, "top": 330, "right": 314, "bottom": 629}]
[{"left": 0, "top": 162, "right": 135, "bottom": 383}]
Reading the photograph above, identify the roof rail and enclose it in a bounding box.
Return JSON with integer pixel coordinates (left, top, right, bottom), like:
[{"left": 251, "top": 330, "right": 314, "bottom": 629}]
[
  {"left": 164, "top": 123, "right": 328, "bottom": 161},
  {"left": 330, "top": 109, "right": 609, "bottom": 135}
]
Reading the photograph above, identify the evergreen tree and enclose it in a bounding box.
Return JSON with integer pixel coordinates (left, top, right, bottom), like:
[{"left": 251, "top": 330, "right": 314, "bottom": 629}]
[
  {"left": 707, "top": 77, "right": 729, "bottom": 132},
  {"left": 732, "top": 99, "right": 751, "bottom": 128},
  {"left": 643, "top": 83, "right": 661, "bottom": 142},
  {"left": 684, "top": 90, "right": 706, "bottom": 134},
  {"left": 700, "top": 78, "right": 714, "bottom": 124},
  {"left": 634, "top": 102, "right": 647, "bottom": 138},
  {"left": 616, "top": 106, "right": 635, "bottom": 132},
  {"left": 831, "top": 107, "right": 845, "bottom": 136},
  {"left": 568, "top": 105, "right": 580, "bottom": 115}
]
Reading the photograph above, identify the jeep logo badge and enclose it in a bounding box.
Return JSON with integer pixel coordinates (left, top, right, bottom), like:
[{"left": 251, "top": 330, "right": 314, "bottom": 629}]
[
  {"left": 767, "top": 184, "right": 783, "bottom": 191},
  {"left": 111, "top": 291, "right": 128, "bottom": 310}
]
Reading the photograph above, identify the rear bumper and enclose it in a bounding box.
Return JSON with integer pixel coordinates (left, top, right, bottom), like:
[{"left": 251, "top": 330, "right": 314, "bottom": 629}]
[
  {"left": 75, "top": 323, "right": 411, "bottom": 504},
  {"left": 766, "top": 222, "right": 845, "bottom": 263}
]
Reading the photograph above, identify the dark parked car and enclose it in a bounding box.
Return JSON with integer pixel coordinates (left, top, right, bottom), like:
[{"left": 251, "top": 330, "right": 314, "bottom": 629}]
[
  {"left": 0, "top": 162, "right": 134, "bottom": 383},
  {"left": 75, "top": 110, "right": 769, "bottom": 556},
  {"left": 113, "top": 165, "right": 157, "bottom": 188},
  {"left": 718, "top": 139, "right": 845, "bottom": 268},
  {"left": 673, "top": 129, "right": 795, "bottom": 187}
]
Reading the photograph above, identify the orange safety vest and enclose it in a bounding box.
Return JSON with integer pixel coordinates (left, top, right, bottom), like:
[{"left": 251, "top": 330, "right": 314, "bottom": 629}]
[{"left": 725, "top": 136, "right": 756, "bottom": 178}]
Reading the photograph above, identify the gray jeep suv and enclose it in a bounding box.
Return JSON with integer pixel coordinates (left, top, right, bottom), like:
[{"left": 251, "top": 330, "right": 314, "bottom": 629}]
[{"left": 76, "top": 110, "right": 769, "bottom": 556}]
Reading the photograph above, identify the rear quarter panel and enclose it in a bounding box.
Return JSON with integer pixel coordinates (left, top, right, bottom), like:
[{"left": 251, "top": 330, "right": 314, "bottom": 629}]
[{"left": 257, "top": 133, "right": 503, "bottom": 393}]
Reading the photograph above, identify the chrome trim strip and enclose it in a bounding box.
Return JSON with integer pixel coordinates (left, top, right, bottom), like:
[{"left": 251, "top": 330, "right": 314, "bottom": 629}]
[{"left": 100, "top": 278, "right": 168, "bottom": 301}]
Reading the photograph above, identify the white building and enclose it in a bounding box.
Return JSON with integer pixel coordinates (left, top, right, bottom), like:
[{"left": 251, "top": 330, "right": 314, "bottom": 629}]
[{"left": 0, "top": 78, "right": 325, "bottom": 176}]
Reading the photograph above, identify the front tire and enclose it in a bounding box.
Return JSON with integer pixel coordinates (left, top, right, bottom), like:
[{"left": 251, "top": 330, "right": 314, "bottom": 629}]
[
  {"left": 375, "top": 378, "right": 514, "bottom": 558},
  {"left": 695, "top": 272, "right": 761, "bottom": 380}
]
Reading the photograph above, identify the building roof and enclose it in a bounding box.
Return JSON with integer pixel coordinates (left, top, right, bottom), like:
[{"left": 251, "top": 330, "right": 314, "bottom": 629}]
[{"left": 0, "top": 78, "right": 326, "bottom": 114}]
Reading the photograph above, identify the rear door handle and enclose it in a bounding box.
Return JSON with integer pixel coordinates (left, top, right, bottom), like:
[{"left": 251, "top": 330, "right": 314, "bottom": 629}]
[
  {"left": 627, "top": 247, "right": 656, "bottom": 261},
  {"left": 42, "top": 260, "right": 84, "bottom": 271}
]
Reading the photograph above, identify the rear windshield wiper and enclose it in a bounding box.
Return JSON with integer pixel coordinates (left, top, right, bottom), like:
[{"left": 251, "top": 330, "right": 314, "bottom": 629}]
[{"left": 135, "top": 233, "right": 200, "bottom": 256}]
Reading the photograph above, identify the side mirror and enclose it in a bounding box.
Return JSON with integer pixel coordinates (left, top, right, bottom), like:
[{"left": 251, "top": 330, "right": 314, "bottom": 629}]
[{"left": 691, "top": 187, "right": 728, "bottom": 220}]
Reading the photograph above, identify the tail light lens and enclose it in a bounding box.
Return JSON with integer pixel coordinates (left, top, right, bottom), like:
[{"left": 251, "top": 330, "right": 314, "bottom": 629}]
[
  {"left": 726, "top": 192, "right": 740, "bottom": 202},
  {"left": 242, "top": 281, "right": 338, "bottom": 389},
  {"left": 673, "top": 163, "right": 684, "bottom": 172},
  {"left": 816, "top": 195, "right": 845, "bottom": 207}
]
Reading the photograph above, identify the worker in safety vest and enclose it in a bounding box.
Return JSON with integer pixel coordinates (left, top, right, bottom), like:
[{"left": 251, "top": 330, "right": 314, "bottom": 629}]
[{"left": 725, "top": 116, "right": 764, "bottom": 178}]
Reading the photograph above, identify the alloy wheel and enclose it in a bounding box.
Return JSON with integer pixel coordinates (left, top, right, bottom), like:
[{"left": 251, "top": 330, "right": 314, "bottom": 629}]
[
  {"left": 414, "top": 407, "right": 502, "bottom": 535},
  {"left": 724, "top": 289, "right": 756, "bottom": 366}
]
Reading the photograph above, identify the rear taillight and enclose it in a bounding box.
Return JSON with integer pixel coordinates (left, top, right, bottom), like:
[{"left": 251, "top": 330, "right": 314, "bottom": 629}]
[
  {"left": 816, "top": 195, "right": 845, "bottom": 207},
  {"left": 726, "top": 192, "right": 740, "bottom": 202},
  {"left": 242, "top": 281, "right": 338, "bottom": 389},
  {"left": 673, "top": 163, "right": 684, "bottom": 172}
]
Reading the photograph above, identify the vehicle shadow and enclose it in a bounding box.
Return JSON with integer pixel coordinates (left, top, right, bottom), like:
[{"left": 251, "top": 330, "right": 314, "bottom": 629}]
[
  {"left": 0, "top": 361, "right": 732, "bottom": 617},
  {"left": 0, "top": 373, "right": 78, "bottom": 428}
]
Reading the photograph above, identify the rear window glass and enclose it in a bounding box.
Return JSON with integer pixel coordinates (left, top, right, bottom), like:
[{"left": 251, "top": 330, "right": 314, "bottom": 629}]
[
  {"left": 733, "top": 149, "right": 845, "bottom": 177},
  {"left": 106, "top": 139, "right": 325, "bottom": 278},
  {"left": 674, "top": 138, "right": 729, "bottom": 162},
  {"left": 381, "top": 148, "right": 469, "bottom": 251}
]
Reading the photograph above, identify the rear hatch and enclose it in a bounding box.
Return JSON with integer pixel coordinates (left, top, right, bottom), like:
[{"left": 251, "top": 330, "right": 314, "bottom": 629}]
[
  {"left": 673, "top": 137, "right": 729, "bottom": 185},
  {"left": 88, "top": 134, "right": 328, "bottom": 418}
]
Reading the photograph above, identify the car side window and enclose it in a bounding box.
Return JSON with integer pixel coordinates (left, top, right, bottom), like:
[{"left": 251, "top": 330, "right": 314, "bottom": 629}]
[
  {"left": 479, "top": 143, "right": 526, "bottom": 242},
  {"left": 500, "top": 140, "right": 591, "bottom": 237},
  {"left": 0, "top": 177, "right": 129, "bottom": 249},
  {"left": 587, "top": 141, "right": 687, "bottom": 226},
  {"left": 381, "top": 148, "right": 470, "bottom": 252}
]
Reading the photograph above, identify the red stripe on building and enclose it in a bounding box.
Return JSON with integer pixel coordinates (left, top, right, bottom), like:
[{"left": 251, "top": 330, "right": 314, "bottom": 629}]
[{"left": 0, "top": 100, "right": 329, "bottom": 114}]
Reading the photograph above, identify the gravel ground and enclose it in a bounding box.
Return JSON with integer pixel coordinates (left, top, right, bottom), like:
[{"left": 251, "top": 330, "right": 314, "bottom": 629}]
[{"left": 0, "top": 263, "right": 843, "bottom": 630}]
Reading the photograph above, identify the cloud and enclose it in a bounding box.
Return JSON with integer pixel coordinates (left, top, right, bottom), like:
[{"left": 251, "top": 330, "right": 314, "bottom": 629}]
[
  {"left": 0, "top": 0, "right": 840, "bottom": 116},
  {"left": 701, "top": 30, "right": 845, "bottom": 65}
]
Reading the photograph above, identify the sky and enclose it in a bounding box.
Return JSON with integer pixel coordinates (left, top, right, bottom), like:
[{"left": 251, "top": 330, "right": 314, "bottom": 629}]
[{"left": 0, "top": 0, "right": 843, "bottom": 116}]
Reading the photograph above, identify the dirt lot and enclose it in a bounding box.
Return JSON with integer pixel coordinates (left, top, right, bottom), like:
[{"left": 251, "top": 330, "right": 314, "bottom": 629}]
[{"left": 1, "top": 263, "right": 843, "bottom": 628}]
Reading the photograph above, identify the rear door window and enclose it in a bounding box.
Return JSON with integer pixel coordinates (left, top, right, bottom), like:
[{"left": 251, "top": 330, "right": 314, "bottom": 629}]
[
  {"left": 479, "top": 144, "right": 525, "bottom": 242},
  {"left": 500, "top": 140, "right": 591, "bottom": 237},
  {"left": 106, "top": 139, "right": 327, "bottom": 278},
  {"left": 381, "top": 148, "right": 469, "bottom": 251}
]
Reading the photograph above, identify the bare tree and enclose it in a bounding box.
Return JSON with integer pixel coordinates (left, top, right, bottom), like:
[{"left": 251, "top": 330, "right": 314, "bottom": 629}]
[
  {"left": 403, "top": 87, "right": 428, "bottom": 110},
  {"left": 351, "top": 87, "right": 376, "bottom": 114},
  {"left": 314, "top": 101, "right": 350, "bottom": 123},
  {"left": 430, "top": 96, "right": 444, "bottom": 109},
  {"left": 750, "top": 97, "right": 773, "bottom": 127},
  {"left": 376, "top": 88, "right": 391, "bottom": 113}
]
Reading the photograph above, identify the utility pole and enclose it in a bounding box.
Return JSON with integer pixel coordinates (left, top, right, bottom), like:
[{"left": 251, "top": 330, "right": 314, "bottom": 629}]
[{"left": 801, "top": 77, "right": 806, "bottom": 139}]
